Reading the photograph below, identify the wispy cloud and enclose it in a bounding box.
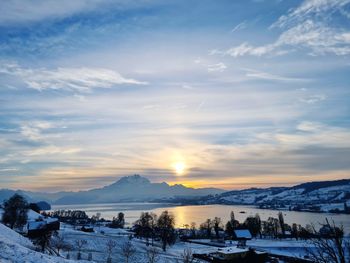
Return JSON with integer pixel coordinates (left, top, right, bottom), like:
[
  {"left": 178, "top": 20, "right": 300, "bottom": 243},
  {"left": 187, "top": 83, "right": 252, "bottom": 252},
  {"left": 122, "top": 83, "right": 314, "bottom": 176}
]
[
  {"left": 271, "top": 0, "right": 350, "bottom": 29},
  {"left": 0, "top": 62, "right": 147, "bottom": 92},
  {"left": 231, "top": 21, "right": 247, "bottom": 33},
  {"left": 207, "top": 62, "right": 227, "bottom": 72},
  {"left": 299, "top": 94, "right": 326, "bottom": 104},
  {"left": 243, "top": 68, "right": 310, "bottom": 82},
  {"left": 215, "top": 0, "right": 350, "bottom": 57}
]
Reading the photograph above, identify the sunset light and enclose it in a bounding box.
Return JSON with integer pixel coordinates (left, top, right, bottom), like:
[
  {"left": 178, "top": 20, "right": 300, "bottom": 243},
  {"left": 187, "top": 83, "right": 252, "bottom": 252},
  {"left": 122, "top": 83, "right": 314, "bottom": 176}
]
[{"left": 173, "top": 162, "right": 186, "bottom": 175}]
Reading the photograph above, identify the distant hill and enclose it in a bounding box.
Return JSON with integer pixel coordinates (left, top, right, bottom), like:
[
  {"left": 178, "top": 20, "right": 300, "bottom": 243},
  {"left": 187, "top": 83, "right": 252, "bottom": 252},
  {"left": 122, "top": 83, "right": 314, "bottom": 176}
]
[
  {"left": 198, "top": 179, "right": 350, "bottom": 214},
  {"left": 1, "top": 177, "right": 349, "bottom": 213},
  {"left": 0, "top": 175, "right": 224, "bottom": 205}
]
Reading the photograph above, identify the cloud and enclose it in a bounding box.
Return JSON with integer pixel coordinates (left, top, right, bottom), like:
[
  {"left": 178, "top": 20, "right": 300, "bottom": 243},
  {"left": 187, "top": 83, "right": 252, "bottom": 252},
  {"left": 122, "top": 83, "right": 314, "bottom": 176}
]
[
  {"left": 27, "top": 145, "right": 81, "bottom": 156},
  {"left": 297, "top": 121, "right": 323, "bottom": 132},
  {"left": 0, "top": 62, "right": 147, "bottom": 92},
  {"left": 244, "top": 68, "right": 310, "bottom": 82},
  {"left": 222, "top": 21, "right": 350, "bottom": 57},
  {"left": 272, "top": 0, "right": 350, "bottom": 29},
  {"left": 0, "top": 0, "right": 101, "bottom": 26},
  {"left": 299, "top": 94, "right": 326, "bottom": 104},
  {"left": 217, "top": 0, "right": 350, "bottom": 57},
  {"left": 231, "top": 21, "right": 247, "bottom": 33},
  {"left": 207, "top": 62, "right": 227, "bottom": 72},
  {"left": 19, "top": 121, "right": 58, "bottom": 143}
]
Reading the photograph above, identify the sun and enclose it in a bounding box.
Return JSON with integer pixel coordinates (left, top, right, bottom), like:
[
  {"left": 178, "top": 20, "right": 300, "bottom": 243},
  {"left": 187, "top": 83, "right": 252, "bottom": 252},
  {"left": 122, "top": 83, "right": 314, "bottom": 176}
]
[{"left": 173, "top": 162, "right": 186, "bottom": 175}]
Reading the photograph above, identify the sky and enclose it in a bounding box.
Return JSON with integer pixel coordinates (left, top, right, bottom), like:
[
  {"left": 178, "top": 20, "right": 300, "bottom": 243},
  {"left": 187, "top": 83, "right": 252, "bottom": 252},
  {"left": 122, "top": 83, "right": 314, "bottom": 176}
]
[{"left": 0, "top": 0, "right": 350, "bottom": 192}]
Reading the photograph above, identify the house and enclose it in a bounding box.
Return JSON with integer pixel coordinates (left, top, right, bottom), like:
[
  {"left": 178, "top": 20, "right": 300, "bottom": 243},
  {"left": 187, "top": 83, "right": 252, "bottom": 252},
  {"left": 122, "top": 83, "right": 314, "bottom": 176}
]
[
  {"left": 211, "top": 247, "right": 249, "bottom": 261},
  {"left": 233, "top": 229, "right": 252, "bottom": 247},
  {"left": 26, "top": 218, "right": 60, "bottom": 238},
  {"left": 194, "top": 246, "right": 268, "bottom": 263},
  {"left": 25, "top": 209, "right": 60, "bottom": 238}
]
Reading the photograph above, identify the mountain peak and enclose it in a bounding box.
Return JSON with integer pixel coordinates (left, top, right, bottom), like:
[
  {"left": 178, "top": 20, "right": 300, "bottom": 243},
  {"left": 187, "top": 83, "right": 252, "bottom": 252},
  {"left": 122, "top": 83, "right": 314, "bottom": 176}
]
[{"left": 115, "top": 174, "right": 151, "bottom": 185}]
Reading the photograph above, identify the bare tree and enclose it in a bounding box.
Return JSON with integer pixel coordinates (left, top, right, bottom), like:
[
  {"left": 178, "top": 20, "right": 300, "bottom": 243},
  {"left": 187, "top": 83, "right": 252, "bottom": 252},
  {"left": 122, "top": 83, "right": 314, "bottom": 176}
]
[
  {"left": 157, "top": 211, "right": 176, "bottom": 251},
  {"left": 200, "top": 219, "right": 212, "bottom": 238},
  {"left": 75, "top": 239, "right": 87, "bottom": 260},
  {"left": 51, "top": 233, "right": 71, "bottom": 256},
  {"left": 181, "top": 248, "right": 196, "bottom": 263},
  {"left": 212, "top": 217, "right": 222, "bottom": 239},
  {"left": 106, "top": 239, "right": 117, "bottom": 263},
  {"left": 121, "top": 240, "right": 136, "bottom": 263},
  {"left": 33, "top": 228, "right": 53, "bottom": 253},
  {"left": 146, "top": 246, "right": 159, "bottom": 263},
  {"left": 307, "top": 220, "right": 349, "bottom": 263}
]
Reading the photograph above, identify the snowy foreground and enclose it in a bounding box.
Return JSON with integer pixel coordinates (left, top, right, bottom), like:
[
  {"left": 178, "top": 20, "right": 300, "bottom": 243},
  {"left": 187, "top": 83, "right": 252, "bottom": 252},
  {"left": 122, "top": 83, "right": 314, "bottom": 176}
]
[
  {"left": 2, "top": 222, "right": 348, "bottom": 263},
  {"left": 0, "top": 223, "right": 91, "bottom": 263}
]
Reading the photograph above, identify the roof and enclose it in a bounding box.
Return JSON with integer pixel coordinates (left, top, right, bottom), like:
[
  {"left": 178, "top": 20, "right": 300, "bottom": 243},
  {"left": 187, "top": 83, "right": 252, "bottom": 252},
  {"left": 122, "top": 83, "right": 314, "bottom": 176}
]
[
  {"left": 234, "top": 229, "right": 252, "bottom": 239},
  {"left": 27, "top": 221, "right": 46, "bottom": 230},
  {"left": 27, "top": 218, "right": 59, "bottom": 230},
  {"left": 215, "top": 247, "right": 249, "bottom": 255}
]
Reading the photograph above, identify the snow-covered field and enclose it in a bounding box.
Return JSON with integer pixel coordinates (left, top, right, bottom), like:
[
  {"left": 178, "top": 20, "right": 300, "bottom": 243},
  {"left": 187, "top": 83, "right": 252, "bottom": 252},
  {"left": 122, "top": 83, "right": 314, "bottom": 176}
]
[
  {"left": 2, "top": 221, "right": 349, "bottom": 262},
  {"left": 58, "top": 223, "right": 211, "bottom": 262},
  {"left": 0, "top": 223, "right": 90, "bottom": 263}
]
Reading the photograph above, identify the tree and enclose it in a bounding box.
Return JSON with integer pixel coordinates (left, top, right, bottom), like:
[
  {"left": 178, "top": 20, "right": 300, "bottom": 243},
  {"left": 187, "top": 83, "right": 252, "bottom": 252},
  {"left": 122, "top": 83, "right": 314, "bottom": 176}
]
[
  {"left": 121, "top": 240, "right": 136, "bottom": 263},
  {"left": 291, "top": 223, "right": 299, "bottom": 240},
  {"left": 181, "top": 248, "right": 196, "bottom": 263},
  {"left": 190, "top": 222, "right": 196, "bottom": 238},
  {"left": 29, "top": 203, "right": 41, "bottom": 213},
  {"left": 110, "top": 212, "right": 125, "bottom": 228},
  {"left": 157, "top": 210, "right": 176, "bottom": 251},
  {"left": 278, "top": 212, "right": 285, "bottom": 236},
  {"left": 106, "top": 239, "right": 117, "bottom": 262},
  {"left": 212, "top": 217, "right": 222, "bottom": 238},
  {"left": 2, "top": 194, "right": 28, "bottom": 229},
  {"left": 148, "top": 212, "right": 157, "bottom": 246},
  {"left": 225, "top": 221, "right": 234, "bottom": 237},
  {"left": 51, "top": 232, "right": 71, "bottom": 256},
  {"left": 134, "top": 212, "right": 155, "bottom": 246},
  {"left": 244, "top": 215, "right": 261, "bottom": 238},
  {"left": 34, "top": 229, "right": 53, "bottom": 252},
  {"left": 200, "top": 219, "right": 212, "bottom": 238},
  {"left": 307, "top": 220, "right": 349, "bottom": 263},
  {"left": 75, "top": 239, "right": 87, "bottom": 260},
  {"left": 146, "top": 246, "right": 159, "bottom": 263}
]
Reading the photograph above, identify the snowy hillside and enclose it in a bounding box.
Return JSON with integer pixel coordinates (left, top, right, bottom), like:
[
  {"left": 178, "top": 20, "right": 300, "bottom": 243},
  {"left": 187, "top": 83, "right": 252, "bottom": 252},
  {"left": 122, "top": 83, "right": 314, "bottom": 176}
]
[
  {"left": 0, "top": 223, "right": 84, "bottom": 263},
  {"left": 201, "top": 179, "right": 350, "bottom": 213}
]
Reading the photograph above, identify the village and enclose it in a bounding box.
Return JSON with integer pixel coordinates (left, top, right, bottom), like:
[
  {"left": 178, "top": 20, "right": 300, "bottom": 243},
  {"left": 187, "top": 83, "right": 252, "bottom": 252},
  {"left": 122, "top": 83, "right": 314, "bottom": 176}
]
[{"left": 1, "top": 194, "right": 349, "bottom": 263}]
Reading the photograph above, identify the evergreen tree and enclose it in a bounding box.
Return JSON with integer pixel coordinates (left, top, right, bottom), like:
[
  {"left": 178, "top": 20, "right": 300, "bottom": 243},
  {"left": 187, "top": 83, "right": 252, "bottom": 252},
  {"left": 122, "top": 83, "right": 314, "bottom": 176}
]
[
  {"left": 278, "top": 212, "right": 285, "bottom": 236},
  {"left": 2, "top": 194, "right": 28, "bottom": 229}
]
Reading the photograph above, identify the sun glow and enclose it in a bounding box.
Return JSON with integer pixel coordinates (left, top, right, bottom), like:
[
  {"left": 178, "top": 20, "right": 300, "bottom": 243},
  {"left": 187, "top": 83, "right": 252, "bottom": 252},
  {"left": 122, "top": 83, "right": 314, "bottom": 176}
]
[{"left": 173, "top": 162, "right": 186, "bottom": 175}]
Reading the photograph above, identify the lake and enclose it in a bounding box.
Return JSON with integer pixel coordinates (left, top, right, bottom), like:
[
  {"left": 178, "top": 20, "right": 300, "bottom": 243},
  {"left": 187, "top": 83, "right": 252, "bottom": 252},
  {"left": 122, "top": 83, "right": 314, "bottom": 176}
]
[{"left": 52, "top": 203, "right": 350, "bottom": 233}]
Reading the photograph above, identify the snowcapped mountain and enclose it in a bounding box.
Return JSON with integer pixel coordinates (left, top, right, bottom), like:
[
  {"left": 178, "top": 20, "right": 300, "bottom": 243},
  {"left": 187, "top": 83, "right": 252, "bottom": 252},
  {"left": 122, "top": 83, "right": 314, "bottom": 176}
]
[
  {"left": 1, "top": 177, "right": 349, "bottom": 212},
  {"left": 200, "top": 179, "right": 350, "bottom": 213},
  {"left": 0, "top": 175, "right": 224, "bottom": 205},
  {"left": 54, "top": 175, "right": 224, "bottom": 204}
]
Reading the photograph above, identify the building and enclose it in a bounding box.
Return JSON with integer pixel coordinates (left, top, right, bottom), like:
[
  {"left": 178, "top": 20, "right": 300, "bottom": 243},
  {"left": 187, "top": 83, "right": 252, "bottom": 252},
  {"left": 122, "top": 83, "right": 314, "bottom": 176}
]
[{"left": 233, "top": 229, "right": 252, "bottom": 247}]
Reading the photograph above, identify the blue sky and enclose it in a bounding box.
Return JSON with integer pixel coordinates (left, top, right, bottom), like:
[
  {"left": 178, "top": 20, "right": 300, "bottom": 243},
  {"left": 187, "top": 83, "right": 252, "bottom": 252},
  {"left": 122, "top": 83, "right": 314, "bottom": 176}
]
[{"left": 0, "top": 0, "right": 349, "bottom": 192}]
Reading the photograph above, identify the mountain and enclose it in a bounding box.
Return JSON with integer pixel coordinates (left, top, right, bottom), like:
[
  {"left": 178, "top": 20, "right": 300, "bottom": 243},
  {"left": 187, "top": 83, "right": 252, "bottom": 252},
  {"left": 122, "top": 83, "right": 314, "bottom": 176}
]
[
  {"left": 54, "top": 175, "right": 224, "bottom": 204},
  {"left": 0, "top": 175, "right": 224, "bottom": 205},
  {"left": 1, "top": 177, "right": 349, "bottom": 212},
  {"left": 198, "top": 179, "right": 350, "bottom": 213}
]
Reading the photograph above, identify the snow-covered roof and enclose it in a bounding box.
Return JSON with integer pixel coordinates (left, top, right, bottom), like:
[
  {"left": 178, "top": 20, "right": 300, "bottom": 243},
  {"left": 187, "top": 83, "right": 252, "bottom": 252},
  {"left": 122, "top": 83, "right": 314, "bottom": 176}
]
[
  {"left": 27, "top": 217, "right": 58, "bottom": 230},
  {"left": 27, "top": 209, "right": 43, "bottom": 220},
  {"left": 216, "top": 246, "right": 249, "bottom": 255},
  {"left": 27, "top": 221, "right": 46, "bottom": 230},
  {"left": 234, "top": 229, "right": 252, "bottom": 239}
]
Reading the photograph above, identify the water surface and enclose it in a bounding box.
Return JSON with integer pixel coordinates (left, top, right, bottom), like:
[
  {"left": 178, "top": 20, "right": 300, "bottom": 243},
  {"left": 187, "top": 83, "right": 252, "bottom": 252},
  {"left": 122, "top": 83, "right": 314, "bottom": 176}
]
[{"left": 52, "top": 203, "right": 350, "bottom": 233}]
